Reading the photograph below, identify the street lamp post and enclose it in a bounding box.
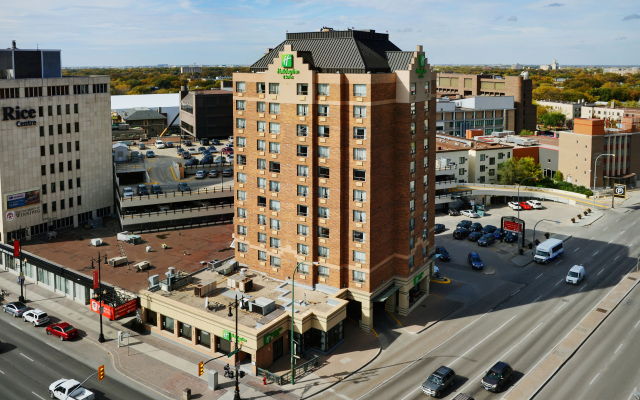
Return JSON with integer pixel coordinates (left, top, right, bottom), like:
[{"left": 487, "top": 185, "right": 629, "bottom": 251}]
[
  {"left": 532, "top": 219, "right": 561, "bottom": 252},
  {"left": 290, "top": 261, "right": 316, "bottom": 386},
  {"left": 227, "top": 294, "right": 245, "bottom": 400},
  {"left": 592, "top": 153, "right": 615, "bottom": 211},
  {"left": 517, "top": 177, "right": 538, "bottom": 251},
  {"left": 91, "top": 253, "right": 108, "bottom": 343}
]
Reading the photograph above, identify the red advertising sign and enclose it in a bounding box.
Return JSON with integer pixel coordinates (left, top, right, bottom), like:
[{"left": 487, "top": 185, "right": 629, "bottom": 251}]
[
  {"left": 93, "top": 271, "right": 99, "bottom": 289},
  {"left": 13, "top": 240, "right": 20, "bottom": 257},
  {"left": 503, "top": 221, "right": 522, "bottom": 232},
  {"left": 90, "top": 298, "right": 137, "bottom": 321}
]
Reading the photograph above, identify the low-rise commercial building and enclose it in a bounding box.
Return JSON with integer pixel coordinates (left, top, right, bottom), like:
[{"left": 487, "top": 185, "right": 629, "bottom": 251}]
[
  {"left": 581, "top": 104, "right": 640, "bottom": 122},
  {"left": 179, "top": 88, "right": 233, "bottom": 140},
  {"left": 120, "top": 107, "right": 167, "bottom": 138},
  {"left": 436, "top": 96, "right": 515, "bottom": 137},
  {"left": 181, "top": 66, "right": 203, "bottom": 74},
  {"left": 602, "top": 67, "right": 639, "bottom": 76},
  {"left": 536, "top": 99, "right": 583, "bottom": 120}
]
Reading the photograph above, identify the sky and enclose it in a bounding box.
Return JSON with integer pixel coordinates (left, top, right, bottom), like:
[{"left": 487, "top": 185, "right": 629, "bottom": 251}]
[{"left": 1, "top": 0, "right": 639, "bottom": 67}]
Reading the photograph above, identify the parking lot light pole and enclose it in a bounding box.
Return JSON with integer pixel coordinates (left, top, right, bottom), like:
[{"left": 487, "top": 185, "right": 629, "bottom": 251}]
[
  {"left": 592, "top": 153, "right": 615, "bottom": 211},
  {"left": 517, "top": 177, "right": 538, "bottom": 250},
  {"left": 533, "top": 219, "right": 560, "bottom": 251}
]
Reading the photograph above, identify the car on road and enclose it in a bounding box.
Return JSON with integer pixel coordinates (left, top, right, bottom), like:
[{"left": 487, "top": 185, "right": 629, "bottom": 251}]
[
  {"left": 222, "top": 168, "right": 233, "bottom": 177},
  {"left": 208, "top": 170, "right": 219, "bottom": 178},
  {"left": 492, "top": 228, "right": 504, "bottom": 240},
  {"left": 151, "top": 184, "right": 163, "bottom": 194},
  {"left": 422, "top": 365, "right": 456, "bottom": 397},
  {"left": 480, "top": 361, "right": 513, "bottom": 392},
  {"left": 434, "top": 224, "right": 446, "bottom": 234},
  {"left": 566, "top": 265, "right": 586, "bottom": 284},
  {"left": 46, "top": 322, "right": 79, "bottom": 341},
  {"left": 469, "top": 222, "right": 483, "bottom": 232},
  {"left": 49, "top": 378, "right": 95, "bottom": 400},
  {"left": 177, "top": 182, "right": 191, "bottom": 192},
  {"left": 456, "top": 220, "right": 473, "bottom": 230},
  {"left": 145, "top": 150, "right": 155, "bottom": 158},
  {"left": 189, "top": 147, "right": 198, "bottom": 155},
  {"left": 3, "top": 301, "right": 29, "bottom": 317},
  {"left": 477, "top": 233, "right": 496, "bottom": 247},
  {"left": 137, "top": 184, "right": 149, "bottom": 196},
  {"left": 519, "top": 201, "right": 532, "bottom": 210},
  {"left": 435, "top": 246, "right": 450, "bottom": 261},
  {"left": 182, "top": 152, "right": 191, "bottom": 159},
  {"left": 467, "top": 231, "right": 483, "bottom": 242},
  {"left": 23, "top": 309, "right": 49, "bottom": 326},
  {"left": 453, "top": 228, "right": 471, "bottom": 240},
  {"left": 184, "top": 139, "right": 192, "bottom": 146},
  {"left": 447, "top": 208, "right": 460, "bottom": 216},
  {"left": 165, "top": 142, "right": 173, "bottom": 148},
  {"left": 504, "top": 232, "right": 518, "bottom": 243},
  {"left": 526, "top": 200, "right": 542, "bottom": 209},
  {"left": 195, "top": 170, "right": 206, "bottom": 179},
  {"left": 122, "top": 187, "right": 134, "bottom": 198},
  {"left": 468, "top": 252, "right": 484, "bottom": 269},
  {"left": 185, "top": 158, "right": 199, "bottom": 166},
  {"left": 155, "top": 140, "right": 165, "bottom": 149},
  {"left": 460, "top": 209, "right": 480, "bottom": 218},
  {"left": 481, "top": 225, "right": 497, "bottom": 234},
  {"left": 508, "top": 202, "right": 522, "bottom": 210}
]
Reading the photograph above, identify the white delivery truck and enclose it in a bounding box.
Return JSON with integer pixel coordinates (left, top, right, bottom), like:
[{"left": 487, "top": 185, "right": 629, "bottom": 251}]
[{"left": 534, "top": 238, "right": 564, "bottom": 264}]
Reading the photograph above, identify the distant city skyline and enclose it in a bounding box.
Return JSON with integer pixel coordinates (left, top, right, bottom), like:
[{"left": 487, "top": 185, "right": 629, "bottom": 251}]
[{"left": 2, "top": 0, "right": 639, "bottom": 67}]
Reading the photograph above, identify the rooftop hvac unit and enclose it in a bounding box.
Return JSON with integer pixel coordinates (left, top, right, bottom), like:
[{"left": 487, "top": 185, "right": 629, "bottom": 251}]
[
  {"left": 90, "top": 238, "right": 103, "bottom": 246},
  {"left": 249, "top": 297, "right": 276, "bottom": 316},
  {"left": 149, "top": 274, "right": 160, "bottom": 289},
  {"left": 108, "top": 256, "right": 128, "bottom": 267},
  {"left": 133, "top": 261, "right": 150, "bottom": 272}
]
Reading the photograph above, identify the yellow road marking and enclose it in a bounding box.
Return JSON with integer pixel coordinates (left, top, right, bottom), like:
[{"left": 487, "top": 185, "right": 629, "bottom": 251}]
[
  {"left": 146, "top": 168, "right": 159, "bottom": 185},
  {"left": 430, "top": 277, "right": 451, "bottom": 284},
  {"left": 371, "top": 328, "right": 378, "bottom": 337},
  {"left": 170, "top": 165, "right": 196, "bottom": 182},
  {"left": 386, "top": 310, "right": 403, "bottom": 326}
]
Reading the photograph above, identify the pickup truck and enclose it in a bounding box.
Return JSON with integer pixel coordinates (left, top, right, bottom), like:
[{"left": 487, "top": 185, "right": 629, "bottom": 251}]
[{"left": 49, "top": 379, "right": 95, "bottom": 400}]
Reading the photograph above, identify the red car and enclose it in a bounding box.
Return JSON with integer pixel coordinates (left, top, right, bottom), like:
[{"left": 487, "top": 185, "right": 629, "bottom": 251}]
[
  {"left": 519, "top": 201, "right": 532, "bottom": 210},
  {"left": 221, "top": 147, "right": 234, "bottom": 155},
  {"left": 46, "top": 322, "right": 78, "bottom": 341}
]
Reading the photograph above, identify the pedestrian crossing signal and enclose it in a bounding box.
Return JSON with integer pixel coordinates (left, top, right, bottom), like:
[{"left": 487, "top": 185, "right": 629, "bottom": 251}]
[
  {"left": 98, "top": 365, "right": 105, "bottom": 381},
  {"left": 198, "top": 361, "right": 204, "bottom": 376}
]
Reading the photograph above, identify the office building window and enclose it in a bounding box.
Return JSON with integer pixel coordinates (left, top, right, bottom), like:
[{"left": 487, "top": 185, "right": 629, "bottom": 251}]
[{"left": 77, "top": 196, "right": 82, "bottom": 206}]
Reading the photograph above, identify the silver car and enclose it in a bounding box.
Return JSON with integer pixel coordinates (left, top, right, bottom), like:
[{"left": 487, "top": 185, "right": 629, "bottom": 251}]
[{"left": 3, "top": 301, "right": 29, "bottom": 317}]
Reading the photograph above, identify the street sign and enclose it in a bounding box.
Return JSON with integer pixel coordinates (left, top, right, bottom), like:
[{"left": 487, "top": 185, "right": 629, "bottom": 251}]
[
  {"left": 227, "top": 348, "right": 240, "bottom": 358},
  {"left": 614, "top": 184, "right": 626, "bottom": 198}
]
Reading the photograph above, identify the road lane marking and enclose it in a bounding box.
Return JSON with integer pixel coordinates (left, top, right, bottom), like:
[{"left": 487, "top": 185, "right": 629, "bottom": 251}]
[
  {"left": 555, "top": 279, "right": 564, "bottom": 286},
  {"left": 553, "top": 302, "right": 567, "bottom": 314},
  {"left": 556, "top": 260, "right": 564, "bottom": 265},
  {"left": 617, "top": 218, "right": 621, "bottom": 222},
  {"left": 604, "top": 227, "right": 608, "bottom": 231},
  {"left": 589, "top": 373, "right": 600, "bottom": 385},
  {"left": 46, "top": 343, "right": 61, "bottom": 351},
  {"left": 0, "top": 370, "right": 4, "bottom": 374},
  {"left": 620, "top": 230, "right": 626, "bottom": 234},
  {"left": 598, "top": 269, "right": 605, "bottom": 276},
  {"left": 615, "top": 344, "right": 623, "bottom": 354},
  {"left": 510, "top": 289, "right": 521, "bottom": 297},
  {"left": 593, "top": 251, "right": 599, "bottom": 256},
  {"left": 574, "top": 247, "right": 580, "bottom": 252},
  {"left": 10, "top": 323, "right": 22, "bottom": 330},
  {"left": 635, "top": 320, "right": 640, "bottom": 329},
  {"left": 614, "top": 255, "right": 620, "bottom": 261},
  {"left": 32, "top": 393, "right": 45, "bottom": 400},
  {"left": 535, "top": 273, "right": 543, "bottom": 280},
  {"left": 534, "top": 295, "right": 542, "bottom": 303},
  {"left": 590, "top": 236, "right": 595, "bottom": 241},
  {"left": 578, "top": 284, "right": 587, "bottom": 292},
  {"left": 450, "top": 315, "right": 517, "bottom": 367},
  {"left": 328, "top": 388, "right": 353, "bottom": 400},
  {"left": 20, "top": 353, "right": 34, "bottom": 362}
]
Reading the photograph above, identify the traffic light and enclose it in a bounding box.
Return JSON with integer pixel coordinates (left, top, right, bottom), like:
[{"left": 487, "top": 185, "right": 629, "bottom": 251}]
[
  {"left": 98, "top": 365, "right": 105, "bottom": 381},
  {"left": 198, "top": 361, "right": 204, "bottom": 376}
]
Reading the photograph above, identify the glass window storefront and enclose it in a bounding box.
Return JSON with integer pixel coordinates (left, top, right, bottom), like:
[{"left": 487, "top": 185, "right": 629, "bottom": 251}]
[
  {"left": 146, "top": 309, "right": 157, "bottom": 327},
  {"left": 299, "top": 321, "right": 344, "bottom": 353},
  {"left": 162, "top": 315, "right": 174, "bottom": 333},
  {"left": 197, "top": 330, "right": 211, "bottom": 348},
  {"left": 179, "top": 322, "right": 192, "bottom": 340}
]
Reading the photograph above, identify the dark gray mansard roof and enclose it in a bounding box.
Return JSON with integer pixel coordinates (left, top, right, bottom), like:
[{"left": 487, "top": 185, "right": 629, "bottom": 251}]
[{"left": 250, "top": 30, "right": 415, "bottom": 74}]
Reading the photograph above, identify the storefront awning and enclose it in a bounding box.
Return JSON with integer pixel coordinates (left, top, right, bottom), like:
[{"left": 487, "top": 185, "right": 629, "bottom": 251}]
[
  {"left": 604, "top": 173, "right": 636, "bottom": 179},
  {"left": 372, "top": 285, "right": 400, "bottom": 302}
]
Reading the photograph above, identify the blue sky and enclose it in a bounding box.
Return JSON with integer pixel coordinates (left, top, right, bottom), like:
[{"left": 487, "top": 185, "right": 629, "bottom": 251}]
[{"left": 1, "top": 0, "right": 638, "bottom": 67}]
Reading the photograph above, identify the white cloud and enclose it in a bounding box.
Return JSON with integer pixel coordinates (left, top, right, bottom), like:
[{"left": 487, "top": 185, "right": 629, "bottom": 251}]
[{"left": 507, "top": 16, "right": 518, "bottom": 22}]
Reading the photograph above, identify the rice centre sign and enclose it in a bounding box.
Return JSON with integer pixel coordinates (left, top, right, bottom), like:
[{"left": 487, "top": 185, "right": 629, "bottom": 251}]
[{"left": 2, "top": 106, "right": 37, "bottom": 127}]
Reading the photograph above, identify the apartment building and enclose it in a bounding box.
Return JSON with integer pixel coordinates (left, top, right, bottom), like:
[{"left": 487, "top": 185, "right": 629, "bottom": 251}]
[
  {"left": 602, "top": 67, "right": 639, "bottom": 76},
  {"left": 581, "top": 104, "right": 640, "bottom": 122},
  {"left": 180, "top": 66, "right": 202, "bottom": 74},
  {"left": 436, "top": 73, "right": 535, "bottom": 134},
  {"left": 436, "top": 96, "right": 515, "bottom": 137},
  {"left": 536, "top": 99, "right": 583, "bottom": 120},
  {"left": 233, "top": 28, "right": 436, "bottom": 331},
  {"left": 0, "top": 43, "right": 113, "bottom": 243}
]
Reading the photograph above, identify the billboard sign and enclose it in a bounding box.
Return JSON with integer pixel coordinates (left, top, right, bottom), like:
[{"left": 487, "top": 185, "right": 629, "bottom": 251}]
[{"left": 6, "top": 189, "right": 40, "bottom": 211}]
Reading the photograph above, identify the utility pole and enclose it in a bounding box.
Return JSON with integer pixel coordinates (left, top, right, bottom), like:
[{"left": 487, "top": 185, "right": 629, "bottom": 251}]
[
  {"left": 13, "top": 238, "right": 25, "bottom": 303},
  {"left": 91, "top": 253, "right": 108, "bottom": 343},
  {"left": 228, "top": 294, "right": 245, "bottom": 400}
]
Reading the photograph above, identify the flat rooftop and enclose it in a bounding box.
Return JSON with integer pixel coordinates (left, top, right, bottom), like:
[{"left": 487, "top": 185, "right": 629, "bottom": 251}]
[{"left": 21, "top": 217, "right": 234, "bottom": 293}]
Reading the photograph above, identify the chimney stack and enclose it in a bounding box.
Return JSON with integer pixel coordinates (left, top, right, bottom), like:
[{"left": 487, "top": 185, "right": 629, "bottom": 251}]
[{"left": 11, "top": 40, "right": 16, "bottom": 49}]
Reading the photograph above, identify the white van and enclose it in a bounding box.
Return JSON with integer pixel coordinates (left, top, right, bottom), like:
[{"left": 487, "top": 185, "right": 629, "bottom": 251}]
[
  {"left": 534, "top": 238, "right": 564, "bottom": 264},
  {"left": 155, "top": 140, "right": 165, "bottom": 149},
  {"left": 566, "top": 265, "right": 585, "bottom": 284}
]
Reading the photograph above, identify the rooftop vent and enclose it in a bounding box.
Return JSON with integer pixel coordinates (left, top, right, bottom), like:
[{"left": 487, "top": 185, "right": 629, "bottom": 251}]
[{"left": 249, "top": 297, "right": 276, "bottom": 316}]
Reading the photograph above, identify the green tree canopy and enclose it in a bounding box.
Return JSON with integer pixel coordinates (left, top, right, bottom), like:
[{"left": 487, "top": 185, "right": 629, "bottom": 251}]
[
  {"left": 520, "top": 129, "right": 534, "bottom": 136},
  {"left": 539, "top": 111, "right": 566, "bottom": 127},
  {"left": 553, "top": 170, "right": 564, "bottom": 183},
  {"left": 498, "top": 157, "right": 542, "bottom": 185}
]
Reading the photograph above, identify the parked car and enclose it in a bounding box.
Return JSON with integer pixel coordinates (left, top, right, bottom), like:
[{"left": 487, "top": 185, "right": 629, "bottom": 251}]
[
  {"left": 504, "top": 232, "right": 518, "bottom": 243},
  {"left": 182, "top": 152, "right": 192, "bottom": 159},
  {"left": 177, "top": 147, "right": 185, "bottom": 154},
  {"left": 195, "top": 170, "right": 206, "bottom": 179},
  {"left": 469, "top": 222, "right": 483, "bottom": 232},
  {"left": 23, "top": 309, "right": 49, "bottom": 326},
  {"left": 447, "top": 208, "right": 460, "bottom": 216},
  {"left": 493, "top": 228, "right": 505, "bottom": 239},
  {"left": 137, "top": 184, "right": 149, "bottom": 196},
  {"left": 461, "top": 209, "right": 480, "bottom": 218},
  {"left": 208, "top": 170, "right": 219, "bottom": 178},
  {"left": 155, "top": 140, "right": 165, "bottom": 149},
  {"left": 151, "top": 184, "right": 163, "bottom": 194},
  {"left": 122, "top": 187, "right": 134, "bottom": 198},
  {"left": 222, "top": 168, "right": 233, "bottom": 177},
  {"left": 201, "top": 149, "right": 211, "bottom": 156},
  {"left": 519, "top": 201, "right": 532, "bottom": 210},
  {"left": 184, "top": 139, "right": 192, "bottom": 146},
  {"left": 422, "top": 366, "right": 456, "bottom": 397},
  {"left": 481, "top": 225, "right": 497, "bottom": 234},
  {"left": 526, "top": 200, "right": 543, "bottom": 209},
  {"left": 456, "top": 220, "right": 473, "bottom": 230},
  {"left": 214, "top": 156, "right": 227, "bottom": 164},
  {"left": 49, "top": 379, "right": 95, "bottom": 400},
  {"left": 467, "top": 232, "right": 483, "bottom": 242},
  {"left": 198, "top": 146, "right": 207, "bottom": 153},
  {"left": 46, "top": 322, "right": 79, "bottom": 341},
  {"left": 145, "top": 150, "right": 155, "bottom": 158},
  {"left": 165, "top": 142, "right": 173, "bottom": 148},
  {"left": 201, "top": 156, "right": 214, "bottom": 165},
  {"left": 227, "top": 154, "right": 234, "bottom": 163},
  {"left": 222, "top": 147, "right": 234, "bottom": 155},
  {"left": 189, "top": 148, "right": 198, "bottom": 155},
  {"left": 435, "top": 246, "right": 450, "bottom": 261},
  {"left": 480, "top": 361, "right": 513, "bottom": 392},
  {"left": 566, "top": 265, "right": 586, "bottom": 284},
  {"left": 177, "top": 182, "right": 191, "bottom": 192},
  {"left": 508, "top": 202, "right": 522, "bottom": 210},
  {"left": 434, "top": 224, "right": 446, "bottom": 234},
  {"left": 3, "top": 301, "right": 29, "bottom": 317},
  {"left": 453, "top": 228, "right": 471, "bottom": 240},
  {"left": 199, "top": 138, "right": 210, "bottom": 146},
  {"left": 478, "top": 233, "right": 496, "bottom": 247},
  {"left": 468, "top": 252, "right": 484, "bottom": 269},
  {"left": 211, "top": 139, "right": 221, "bottom": 145},
  {"left": 185, "top": 158, "right": 199, "bottom": 166},
  {"left": 138, "top": 143, "right": 146, "bottom": 150},
  {"left": 207, "top": 146, "right": 217, "bottom": 153}
]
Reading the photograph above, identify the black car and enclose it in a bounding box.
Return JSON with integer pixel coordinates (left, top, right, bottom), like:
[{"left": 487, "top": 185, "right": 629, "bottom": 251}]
[
  {"left": 453, "top": 228, "right": 471, "bottom": 240},
  {"left": 434, "top": 224, "right": 446, "bottom": 234},
  {"left": 201, "top": 156, "right": 214, "bottom": 165},
  {"left": 478, "top": 233, "right": 496, "bottom": 247},
  {"left": 481, "top": 225, "right": 497, "bottom": 234},
  {"left": 469, "top": 222, "right": 483, "bottom": 232},
  {"left": 481, "top": 361, "right": 513, "bottom": 392},
  {"left": 151, "top": 184, "right": 163, "bottom": 194},
  {"left": 435, "top": 246, "right": 450, "bottom": 261},
  {"left": 422, "top": 366, "right": 456, "bottom": 397},
  {"left": 467, "top": 232, "right": 483, "bottom": 242},
  {"left": 137, "top": 184, "right": 149, "bottom": 196},
  {"left": 177, "top": 147, "right": 185, "bottom": 154},
  {"left": 504, "top": 232, "right": 518, "bottom": 243},
  {"left": 184, "top": 140, "right": 192, "bottom": 146},
  {"left": 185, "top": 158, "right": 199, "bottom": 166},
  {"left": 165, "top": 142, "right": 173, "bottom": 148},
  {"left": 447, "top": 208, "right": 460, "bottom": 216},
  {"left": 211, "top": 139, "right": 221, "bottom": 145},
  {"left": 199, "top": 138, "right": 210, "bottom": 146},
  {"left": 182, "top": 152, "right": 191, "bottom": 159},
  {"left": 456, "top": 220, "right": 473, "bottom": 230},
  {"left": 177, "top": 182, "right": 191, "bottom": 192},
  {"left": 222, "top": 168, "right": 233, "bottom": 177}
]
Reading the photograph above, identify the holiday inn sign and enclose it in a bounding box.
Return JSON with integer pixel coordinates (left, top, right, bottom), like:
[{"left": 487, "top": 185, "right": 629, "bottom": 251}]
[{"left": 277, "top": 54, "right": 299, "bottom": 79}]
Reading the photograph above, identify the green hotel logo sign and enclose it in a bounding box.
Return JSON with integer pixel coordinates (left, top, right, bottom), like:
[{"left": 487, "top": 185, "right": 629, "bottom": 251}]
[
  {"left": 278, "top": 54, "right": 299, "bottom": 79},
  {"left": 223, "top": 329, "right": 247, "bottom": 343},
  {"left": 417, "top": 55, "right": 426, "bottom": 78},
  {"left": 413, "top": 272, "right": 425, "bottom": 286},
  {"left": 263, "top": 326, "right": 283, "bottom": 346},
  {"left": 281, "top": 54, "right": 293, "bottom": 68},
  {"left": 419, "top": 55, "right": 426, "bottom": 67}
]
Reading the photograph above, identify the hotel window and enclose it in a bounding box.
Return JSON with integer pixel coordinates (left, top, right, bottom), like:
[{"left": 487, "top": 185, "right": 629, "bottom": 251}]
[
  {"left": 354, "top": 106, "right": 366, "bottom": 118},
  {"left": 410, "top": 83, "right": 416, "bottom": 95},
  {"left": 297, "top": 185, "right": 308, "bottom": 197},
  {"left": 258, "top": 250, "right": 267, "bottom": 261},
  {"left": 270, "top": 256, "right": 281, "bottom": 268},
  {"left": 297, "top": 104, "right": 309, "bottom": 116},
  {"left": 318, "top": 146, "right": 330, "bottom": 158},
  {"left": 425, "top": 82, "right": 430, "bottom": 93},
  {"left": 297, "top": 205, "right": 309, "bottom": 217},
  {"left": 270, "top": 218, "right": 280, "bottom": 230},
  {"left": 318, "top": 207, "right": 329, "bottom": 219},
  {"left": 318, "top": 226, "right": 330, "bottom": 239},
  {"left": 269, "top": 181, "right": 280, "bottom": 192},
  {"left": 318, "top": 186, "right": 329, "bottom": 199},
  {"left": 237, "top": 225, "right": 247, "bottom": 236},
  {"left": 317, "top": 83, "right": 330, "bottom": 96},
  {"left": 269, "top": 161, "right": 280, "bottom": 173},
  {"left": 353, "top": 231, "right": 365, "bottom": 243},
  {"left": 297, "top": 83, "right": 308, "bottom": 95},
  {"left": 297, "top": 244, "right": 310, "bottom": 258},
  {"left": 269, "top": 83, "right": 279, "bottom": 94},
  {"left": 318, "top": 246, "right": 330, "bottom": 258},
  {"left": 410, "top": 122, "right": 416, "bottom": 135},
  {"left": 258, "top": 214, "right": 267, "bottom": 225},
  {"left": 297, "top": 124, "right": 308, "bottom": 136},
  {"left": 269, "top": 142, "right": 280, "bottom": 154},
  {"left": 297, "top": 165, "right": 309, "bottom": 177},
  {"left": 237, "top": 243, "right": 248, "bottom": 253},
  {"left": 270, "top": 237, "right": 281, "bottom": 249},
  {"left": 297, "top": 224, "right": 309, "bottom": 236},
  {"left": 237, "top": 208, "right": 247, "bottom": 218},
  {"left": 354, "top": 127, "right": 366, "bottom": 139},
  {"left": 236, "top": 137, "right": 246, "bottom": 148},
  {"left": 270, "top": 199, "right": 280, "bottom": 212},
  {"left": 318, "top": 105, "right": 329, "bottom": 117},
  {"left": 236, "top": 118, "right": 246, "bottom": 129},
  {"left": 257, "top": 158, "right": 266, "bottom": 170},
  {"left": 318, "top": 166, "right": 330, "bottom": 178},
  {"left": 354, "top": 169, "right": 366, "bottom": 181},
  {"left": 354, "top": 189, "right": 367, "bottom": 202},
  {"left": 256, "top": 177, "right": 266, "bottom": 189},
  {"left": 236, "top": 81, "right": 245, "bottom": 93},
  {"left": 257, "top": 82, "right": 266, "bottom": 93},
  {"left": 162, "top": 316, "right": 174, "bottom": 333},
  {"left": 257, "top": 102, "right": 266, "bottom": 113},
  {"left": 318, "top": 125, "right": 330, "bottom": 137},
  {"left": 269, "top": 103, "right": 280, "bottom": 115},
  {"left": 410, "top": 142, "right": 416, "bottom": 154},
  {"left": 269, "top": 122, "right": 280, "bottom": 134},
  {"left": 318, "top": 265, "right": 329, "bottom": 277},
  {"left": 298, "top": 145, "right": 309, "bottom": 157},
  {"left": 353, "top": 148, "right": 366, "bottom": 161},
  {"left": 257, "top": 121, "right": 266, "bottom": 133},
  {"left": 353, "top": 269, "right": 367, "bottom": 282},
  {"left": 353, "top": 84, "right": 367, "bottom": 97},
  {"left": 237, "top": 172, "right": 246, "bottom": 184},
  {"left": 236, "top": 100, "right": 246, "bottom": 111},
  {"left": 353, "top": 210, "right": 366, "bottom": 223},
  {"left": 258, "top": 232, "right": 267, "bottom": 243},
  {"left": 409, "top": 199, "right": 415, "bottom": 212},
  {"left": 257, "top": 139, "right": 266, "bottom": 151},
  {"left": 237, "top": 190, "right": 247, "bottom": 201}
]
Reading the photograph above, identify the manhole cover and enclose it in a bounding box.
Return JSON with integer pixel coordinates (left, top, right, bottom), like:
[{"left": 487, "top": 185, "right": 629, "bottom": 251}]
[{"left": 596, "top": 308, "right": 608, "bottom": 313}]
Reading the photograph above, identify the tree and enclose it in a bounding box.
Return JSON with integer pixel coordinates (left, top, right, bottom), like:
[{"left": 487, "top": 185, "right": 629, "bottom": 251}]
[
  {"left": 520, "top": 129, "right": 534, "bottom": 136},
  {"left": 539, "top": 111, "right": 566, "bottom": 127},
  {"left": 553, "top": 170, "right": 564, "bottom": 183},
  {"left": 498, "top": 157, "right": 542, "bottom": 185},
  {"left": 537, "top": 105, "right": 551, "bottom": 121}
]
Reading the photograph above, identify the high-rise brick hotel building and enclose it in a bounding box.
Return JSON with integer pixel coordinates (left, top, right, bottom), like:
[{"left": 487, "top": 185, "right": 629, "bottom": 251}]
[{"left": 233, "top": 28, "right": 435, "bottom": 330}]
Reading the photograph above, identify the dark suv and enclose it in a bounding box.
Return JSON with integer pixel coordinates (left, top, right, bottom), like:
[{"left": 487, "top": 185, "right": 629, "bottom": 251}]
[
  {"left": 480, "top": 361, "right": 513, "bottom": 392},
  {"left": 422, "top": 366, "right": 455, "bottom": 397},
  {"left": 456, "top": 220, "right": 472, "bottom": 230},
  {"left": 469, "top": 222, "right": 483, "bottom": 232},
  {"left": 453, "top": 228, "right": 471, "bottom": 240}
]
